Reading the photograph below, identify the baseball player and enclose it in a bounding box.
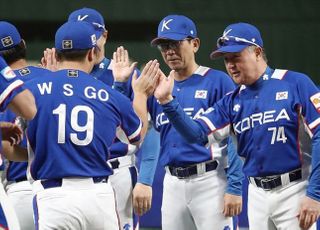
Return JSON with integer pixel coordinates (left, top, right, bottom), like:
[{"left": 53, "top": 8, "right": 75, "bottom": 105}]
[
  {"left": 132, "top": 15, "right": 244, "bottom": 230},
  {"left": 64, "top": 8, "right": 157, "bottom": 229},
  {"left": 0, "top": 20, "right": 54, "bottom": 230},
  {"left": 153, "top": 22, "right": 320, "bottom": 230},
  {"left": 17, "top": 20, "right": 155, "bottom": 230}
]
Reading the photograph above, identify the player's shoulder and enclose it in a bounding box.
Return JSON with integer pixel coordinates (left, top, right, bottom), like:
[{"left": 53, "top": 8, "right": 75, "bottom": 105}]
[
  {"left": 271, "top": 68, "right": 310, "bottom": 83},
  {"left": 14, "top": 65, "right": 51, "bottom": 79}
]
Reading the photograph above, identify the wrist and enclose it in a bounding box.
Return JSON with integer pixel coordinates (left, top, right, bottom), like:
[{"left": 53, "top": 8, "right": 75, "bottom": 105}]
[{"left": 158, "top": 95, "right": 174, "bottom": 105}]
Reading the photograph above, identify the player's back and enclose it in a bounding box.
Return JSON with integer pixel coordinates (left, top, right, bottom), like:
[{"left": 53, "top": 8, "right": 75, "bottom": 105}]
[{"left": 25, "top": 69, "right": 141, "bottom": 180}]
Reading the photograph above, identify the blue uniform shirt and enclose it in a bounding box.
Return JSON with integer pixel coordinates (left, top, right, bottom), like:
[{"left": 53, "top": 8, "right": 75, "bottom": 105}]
[
  {"left": 148, "top": 66, "right": 235, "bottom": 166},
  {"left": 196, "top": 67, "right": 320, "bottom": 200},
  {"left": 25, "top": 69, "right": 141, "bottom": 180},
  {"left": 0, "top": 66, "right": 50, "bottom": 182}
]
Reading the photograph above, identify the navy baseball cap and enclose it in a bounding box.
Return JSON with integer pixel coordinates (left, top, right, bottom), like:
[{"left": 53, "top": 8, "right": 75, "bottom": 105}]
[
  {"left": 151, "top": 15, "right": 197, "bottom": 45},
  {"left": 68, "top": 7, "right": 106, "bottom": 39},
  {"left": 55, "top": 21, "right": 98, "bottom": 51},
  {"left": 210, "top": 22, "right": 263, "bottom": 59},
  {"left": 0, "top": 21, "right": 22, "bottom": 51}
]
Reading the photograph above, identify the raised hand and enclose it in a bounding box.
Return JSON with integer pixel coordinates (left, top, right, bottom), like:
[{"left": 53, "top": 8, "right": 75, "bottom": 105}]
[
  {"left": 112, "top": 46, "right": 137, "bottom": 82},
  {"left": 154, "top": 70, "right": 175, "bottom": 104},
  {"left": 40, "top": 48, "right": 58, "bottom": 71},
  {"left": 132, "top": 59, "right": 160, "bottom": 97}
]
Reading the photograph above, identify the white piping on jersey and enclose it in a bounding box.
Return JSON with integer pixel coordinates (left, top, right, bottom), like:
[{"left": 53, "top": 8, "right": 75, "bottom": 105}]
[
  {"left": 0, "top": 79, "right": 23, "bottom": 106},
  {"left": 194, "top": 66, "right": 210, "bottom": 76},
  {"left": 271, "top": 69, "right": 288, "bottom": 80},
  {"left": 128, "top": 121, "right": 142, "bottom": 141},
  {"left": 198, "top": 116, "right": 216, "bottom": 131},
  {"left": 309, "top": 117, "right": 320, "bottom": 131},
  {"left": 107, "top": 59, "right": 114, "bottom": 70}
]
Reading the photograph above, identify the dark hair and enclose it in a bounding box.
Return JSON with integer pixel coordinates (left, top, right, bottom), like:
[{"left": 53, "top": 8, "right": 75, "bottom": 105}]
[
  {"left": 56, "top": 49, "right": 91, "bottom": 62},
  {"left": 0, "top": 41, "right": 26, "bottom": 65}
]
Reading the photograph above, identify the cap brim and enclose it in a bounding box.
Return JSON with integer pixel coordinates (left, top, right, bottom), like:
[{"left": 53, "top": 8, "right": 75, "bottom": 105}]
[
  {"left": 150, "top": 34, "right": 189, "bottom": 46},
  {"left": 210, "top": 44, "right": 249, "bottom": 59}
]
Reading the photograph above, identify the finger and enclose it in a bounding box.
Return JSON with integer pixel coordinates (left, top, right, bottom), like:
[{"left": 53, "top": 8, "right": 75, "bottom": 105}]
[
  {"left": 119, "top": 46, "right": 124, "bottom": 62},
  {"left": 124, "top": 49, "right": 128, "bottom": 63},
  {"left": 51, "top": 48, "right": 57, "bottom": 67},
  {"left": 141, "top": 61, "right": 152, "bottom": 76},
  {"left": 113, "top": 51, "right": 117, "bottom": 63},
  {"left": 129, "top": 62, "right": 138, "bottom": 73}
]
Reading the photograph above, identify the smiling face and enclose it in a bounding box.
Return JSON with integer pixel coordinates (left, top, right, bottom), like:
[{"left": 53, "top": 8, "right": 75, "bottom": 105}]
[
  {"left": 157, "top": 38, "right": 199, "bottom": 73},
  {"left": 223, "top": 46, "right": 266, "bottom": 86}
]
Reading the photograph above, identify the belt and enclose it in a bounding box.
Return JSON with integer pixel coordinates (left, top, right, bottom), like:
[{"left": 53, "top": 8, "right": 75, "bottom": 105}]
[
  {"left": 14, "top": 177, "right": 27, "bottom": 183},
  {"left": 110, "top": 159, "right": 120, "bottom": 169},
  {"left": 41, "top": 177, "right": 108, "bottom": 190},
  {"left": 108, "top": 155, "right": 134, "bottom": 170},
  {"left": 249, "top": 169, "right": 302, "bottom": 191},
  {"left": 168, "top": 160, "right": 218, "bottom": 179}
]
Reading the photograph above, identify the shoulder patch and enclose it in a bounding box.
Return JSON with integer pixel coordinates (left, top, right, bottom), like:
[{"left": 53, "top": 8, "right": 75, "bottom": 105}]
[
  {"left": 310, "top": 92, "right": 320, "bottom": 112},
  {"left": 271, "top": 69, "right": 288, "bottom": 80},
  {"left": 67, "top": 70, "right": 78, "bottom": 77},
  {"left": 194, "top": 66, "right": 210, "bottom": 76},
  {"left": 18, "top": 67, "right": 31, "bottom": 76}
]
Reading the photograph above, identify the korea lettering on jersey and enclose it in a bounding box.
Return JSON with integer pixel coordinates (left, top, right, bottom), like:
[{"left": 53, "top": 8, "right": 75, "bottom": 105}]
[
  {"left": 197, "top": 68, "right": 320, "bottom": 177},
  {"left": 25, "top": 69, "right": 141, "bottom": 180},
  {"left": 147, "top": 66, "right": 235, "bottom": 167}
]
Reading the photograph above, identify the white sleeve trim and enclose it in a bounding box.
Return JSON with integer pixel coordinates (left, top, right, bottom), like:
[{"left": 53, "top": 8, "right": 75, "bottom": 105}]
[{"left": 0, "top": 79, "right": 24, "bottom": 105}]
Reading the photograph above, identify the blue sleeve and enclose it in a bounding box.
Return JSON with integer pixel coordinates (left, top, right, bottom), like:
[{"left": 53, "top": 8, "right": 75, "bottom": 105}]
[
  {"left": 162, "top": 98, "right": 208, "bottom": 145},
  {"left": 137, "top": 127, "right": 160, "bottom": 185},
  {"left": 113, "top": 81, "right": 131, "bottom": 98},
  {"left": 225, "top": 138, "right": 244, "bottom": 196},
  {"left": 307, "top": 127, "right": 320, "bottom": 201}
]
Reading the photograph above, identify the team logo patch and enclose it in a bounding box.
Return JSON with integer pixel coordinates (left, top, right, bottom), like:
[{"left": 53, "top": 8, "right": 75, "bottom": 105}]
[
  {"left": 195, "top": 90, "right": 207, "bottom": 99},
  {"left": 18, "top": 67, "right": 31, "bottom": 76},
  {"left": 0, "top": 66, "right": 16, "bottom": 80},
  {"left": 1, "top": 36, "right": 13, "bottom": 47},
  {"left": 310, "top": 92, "right": 320, "bottom": 112},
  {"left": 62, "top": 40, "right": 73, "bottom": 49},
  {"left": 276, "top": 91, "right": 288, "bottom": 100},
  {"left": 233, "top": 104, "right": 241, "bottom": 112},
  {"left": 67, "top": 69, "right": 78, "bottom": 77},
  {"left": 262, "top": 74, "right": 269, "bottom": 80}
]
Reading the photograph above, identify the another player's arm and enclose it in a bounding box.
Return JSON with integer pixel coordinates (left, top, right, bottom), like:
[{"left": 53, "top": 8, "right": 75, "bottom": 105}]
[
  {"left": 0, "top": 121, "right": 27, "bottom": 161},
  {"left": 0, "top": 56, "right": 37, "bottom": 120}
]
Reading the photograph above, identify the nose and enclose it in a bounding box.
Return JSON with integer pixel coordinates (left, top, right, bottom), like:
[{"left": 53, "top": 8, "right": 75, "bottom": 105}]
[{"left": 164, "top": 48, "right": 175, "bottom": 55}]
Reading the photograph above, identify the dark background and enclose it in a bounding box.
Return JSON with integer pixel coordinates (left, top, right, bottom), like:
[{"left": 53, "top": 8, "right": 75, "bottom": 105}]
[{"left": 1, "top": 0, "right": 319, "bottom": 83}]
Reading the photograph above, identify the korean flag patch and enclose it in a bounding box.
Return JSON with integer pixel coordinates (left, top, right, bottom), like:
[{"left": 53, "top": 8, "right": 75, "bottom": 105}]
[
  {"left": 310, "top": 92, "right": 320, "bottom": 112},
  {"left": 195, "top": 90, "right": 207, "bottom": 99}
]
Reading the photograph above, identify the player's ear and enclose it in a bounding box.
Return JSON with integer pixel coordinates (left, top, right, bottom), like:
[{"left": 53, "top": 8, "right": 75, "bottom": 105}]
[
  {"left": 88, "top": 48, "right": 95, "bottom": 62},
  {"left": 192, "top": 38, "right": 200, "bottom": 53}
]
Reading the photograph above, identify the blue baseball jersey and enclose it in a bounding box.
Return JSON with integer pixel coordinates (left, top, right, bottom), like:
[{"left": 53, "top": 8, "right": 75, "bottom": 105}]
[
  {"left": 0, "top": 57, "right": 24, "bottom": 112},
  {"left": 25, "top": 69, "right": 142, "bottom": 180},
  {"left": 148, "top": 66, "right": 235, "bottom": 167},
  {"left": 91, "top": 58, "right": 136, "bottom": 159},
  {"left": 198, "top": 67, "right": 320, "bottom": 177},
  {"left": 0, "top": 66, "right": 50, "bottom": 182}
]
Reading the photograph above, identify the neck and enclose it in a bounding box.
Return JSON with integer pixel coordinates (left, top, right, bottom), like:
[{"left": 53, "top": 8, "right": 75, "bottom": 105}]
[
  {"left": 174, "top": 62, "right": 199, "bottom": 81},
  {"left": 248, "top": 62, "right": 268, "bottom": 85},
  {"left": 10, "top": 59, "right": 28, "bottom": 70},
  {"left": 57, "top": 61, "right": 93, "bottom": 74}
]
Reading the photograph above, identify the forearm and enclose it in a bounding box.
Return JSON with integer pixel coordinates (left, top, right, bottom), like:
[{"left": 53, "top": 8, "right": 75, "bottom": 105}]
[
  {"left": 225, "top": 138, "right": 244, "bottom": 196},
  {"left": 138, "top": 128, "right": 160, "bottom": 185},
  {"left": 161, "top": 98, "right": 208, "bottom": 145},
  {"left": 133, "top": 93, "right": 149, "bottom": 140}
]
